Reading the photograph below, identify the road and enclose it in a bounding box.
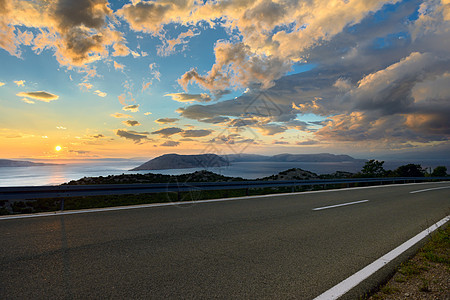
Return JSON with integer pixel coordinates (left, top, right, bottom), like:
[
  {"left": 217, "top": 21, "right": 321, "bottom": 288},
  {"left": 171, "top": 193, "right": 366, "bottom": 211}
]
[{"left": 0, "top": 182, "right": 449, "bottom": 299}]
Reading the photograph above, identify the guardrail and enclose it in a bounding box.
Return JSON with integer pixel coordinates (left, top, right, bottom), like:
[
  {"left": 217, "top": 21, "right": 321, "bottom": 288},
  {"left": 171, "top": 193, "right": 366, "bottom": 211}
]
[{"left": 1, "top": 177, "right": 448, "bottom": 205}]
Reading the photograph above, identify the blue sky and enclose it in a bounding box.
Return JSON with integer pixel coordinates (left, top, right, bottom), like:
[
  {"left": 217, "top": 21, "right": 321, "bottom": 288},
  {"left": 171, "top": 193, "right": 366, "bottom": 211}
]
[{"left": 0, "top": 0, "right": 449, "bottom": 159}]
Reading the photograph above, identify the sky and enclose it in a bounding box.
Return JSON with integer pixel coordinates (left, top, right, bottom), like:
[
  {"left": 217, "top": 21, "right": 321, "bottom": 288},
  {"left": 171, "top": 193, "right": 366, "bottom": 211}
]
[{"left": 0, "top": 0, "right": 449, "bottom": 160}]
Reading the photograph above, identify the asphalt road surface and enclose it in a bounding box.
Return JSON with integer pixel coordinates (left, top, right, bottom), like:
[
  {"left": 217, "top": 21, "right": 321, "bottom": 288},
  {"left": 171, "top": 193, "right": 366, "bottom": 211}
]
[{"left": 1, "top": 182, "right": 449, "bottom": 299}]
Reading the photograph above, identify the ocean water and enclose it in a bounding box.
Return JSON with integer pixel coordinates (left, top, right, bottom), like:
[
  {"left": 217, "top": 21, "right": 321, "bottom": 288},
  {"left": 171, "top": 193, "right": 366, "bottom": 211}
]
[{"left": 0, "top": 159, "right": 448, "bottom": 187}]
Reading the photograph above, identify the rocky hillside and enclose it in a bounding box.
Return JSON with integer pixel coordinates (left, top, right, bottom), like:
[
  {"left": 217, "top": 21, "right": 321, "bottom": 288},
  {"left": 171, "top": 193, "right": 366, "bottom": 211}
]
[
  {"left": 65, "top": 170, "right": 244, "bottom": 185},
  {"left": 259, "top": 168, "right": 319, "bottom": 180}
]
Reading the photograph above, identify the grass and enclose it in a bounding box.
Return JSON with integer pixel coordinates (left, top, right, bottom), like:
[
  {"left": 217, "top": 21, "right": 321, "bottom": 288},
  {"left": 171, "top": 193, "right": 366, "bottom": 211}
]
[{"left": 367, "top": 224, "right": 449, "bottom": 299}]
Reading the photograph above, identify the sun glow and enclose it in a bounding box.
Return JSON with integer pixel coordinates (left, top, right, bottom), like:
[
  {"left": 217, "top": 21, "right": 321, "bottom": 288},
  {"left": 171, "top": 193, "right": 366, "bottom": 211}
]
[{"left": 55, "top": 145, "right": 62, "bottom": 151}]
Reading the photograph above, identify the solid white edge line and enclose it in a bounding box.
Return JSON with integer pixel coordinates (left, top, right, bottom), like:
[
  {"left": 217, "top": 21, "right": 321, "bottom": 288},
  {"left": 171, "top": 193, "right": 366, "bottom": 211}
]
[
  {"left": 1, "top": 181, "right": 448, "bottom": 221},
  {"left": 313, "top": 215, "right": 450, "bottom": 300},
  {"left": 313, "top": 200, "right": 369, "bottom": 211},
  {"left": 410, "top": 186, "right": 450, "bottom": 194}
]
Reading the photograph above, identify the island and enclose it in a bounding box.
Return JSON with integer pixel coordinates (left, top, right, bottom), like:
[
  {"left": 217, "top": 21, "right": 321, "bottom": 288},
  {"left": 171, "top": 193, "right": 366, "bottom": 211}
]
[
  {"left": 130, "top": 153, "right": 230, "bottom": 171},
  {"left": 0, "top": 159, "right": 59, "bottom": 167}
]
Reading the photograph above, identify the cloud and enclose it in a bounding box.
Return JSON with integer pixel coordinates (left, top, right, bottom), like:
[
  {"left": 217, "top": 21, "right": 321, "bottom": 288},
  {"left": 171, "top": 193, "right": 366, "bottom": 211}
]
[
  {"left": 116, "top": 129, "right": 149, "bottom": 144},
  {"left": 155, "top": 118, "right": 179, "bottom": 124},
  {"left": 68, "top": 150, "right": 90, "bottom": 155},
  {"left": 91, "top": 134, "right": 104, "bottom": 138},
  {"left": 272, "top": 140, "right": 289, "bottom": 145},
  {"left": 94, "top": 90, "right": 107, "bottom": 97},
  {"left": 110, "top": 113, "right": 132, "bottom": 118},
  {"left": 166, "top": 93, "right": 212, "bottom": 103},
  {"left": 2, "top": 0, "right": 130, "bottom": 67},
  {"left": 180, "top": 129, "right": 212, "bottom": 138},
  {"left": 198, "top": 116, "right": 230, "bottom": 124},
  {"left": 79, "top": 82, "right": 93, "bottom": 90},
  {"left": 122, "top": 104, "right": 139, "bottom": 112},
  {"left": 117, "top": 1, "right": 193, "bottom": 34},
  {"left": 122, "top": 120, "right": 141, "bottom": 127},
  {"left": 161, "top": 140, "right": 180, "bottom": 147},
  {"left": 0, "top": 82, "right": 5, "bottom": 87},
  {"left": 257, "top": 124, "right": 287, "bottom": 136},
  {"left": 142, "top": 81, "right": 151, "bottom": 92},
  {"left": 114, "top": 61, "right": 125, "bottom": 70},
  {"left": 144, "top": 112, "right": 152, "bottom": 115},
  {"left": 20, "top": 98, "right": 35, "bottom": 104},
  {"left": 178, "top": 41, "right": 291, "bottom": 92},
  {"left": 157, "top": 29, "right": 200, "bottom": 56},
  {"left": 296, "top": 140, "right": 320, "bottom": 146},
  {"left": 151, "top": 127, "right": 183, "bottom": 137},
  {"left": 14, "top": 80, "right": 25, "bottom": 87},
  {"left": 56, "top": 126, "right": 67, "bottom": 130},
  {"left": 16, "top": 91, "right": 59, "bottom": 102}
]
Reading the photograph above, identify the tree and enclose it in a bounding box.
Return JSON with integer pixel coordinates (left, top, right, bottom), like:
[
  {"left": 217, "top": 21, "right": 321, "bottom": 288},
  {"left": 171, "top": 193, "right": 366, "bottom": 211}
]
[
  {"left": 361, "top": 160, "right": 386, "bottom": 177},
  {"left": 394, "top": 164, "right": 425, "bottom": 177},
  {"left": 431, "top": 166, "right": 447, "bottom": 177}
]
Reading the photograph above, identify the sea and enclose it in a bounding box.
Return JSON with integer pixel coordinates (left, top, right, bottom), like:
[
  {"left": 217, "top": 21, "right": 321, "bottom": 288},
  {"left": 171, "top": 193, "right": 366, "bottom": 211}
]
[{"left": 0, "top": 159, "right": 448, "bottom": 187}]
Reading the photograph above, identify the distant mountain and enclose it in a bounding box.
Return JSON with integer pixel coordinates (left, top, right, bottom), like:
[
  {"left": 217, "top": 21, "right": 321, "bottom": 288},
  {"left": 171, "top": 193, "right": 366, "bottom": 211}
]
[
  {"left": 269, "top": 153, "right": 361, "bottom": 162},
  {"left": 0, "top": 159, "right": 59, "bottom": 167},
  {"left": 226, "top": 153, "right": 363, "bottom": 163},
  {"left": 130, "top": 153, "right": 230, "bottom": 171},
  {"left": 225, "top": 154, "right": 269, "bottom": 162}
]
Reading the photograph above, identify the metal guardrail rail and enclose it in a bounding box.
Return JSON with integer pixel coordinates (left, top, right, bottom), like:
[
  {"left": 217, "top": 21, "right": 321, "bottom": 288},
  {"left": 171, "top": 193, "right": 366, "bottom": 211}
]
[{"left": 1, "top": 177, "right": 448, "bottom": 201}]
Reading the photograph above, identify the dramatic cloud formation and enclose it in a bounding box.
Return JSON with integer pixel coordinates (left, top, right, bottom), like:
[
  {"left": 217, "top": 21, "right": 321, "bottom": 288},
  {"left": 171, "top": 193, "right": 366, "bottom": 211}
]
[
  {"left": 122, "top": 120, "right": 141, "bottom": 127},
  {"left": 16, "top": 91, "right": 59, "bottom": 103},
  {"left": 166, "top": 93, "right": 212, "bottom": 103},
  {"left": 1, "top": 0, "right": 449, "bottom": 157},
  {"left": 115, "top": 129, "right": 149, "bottom": 143}
]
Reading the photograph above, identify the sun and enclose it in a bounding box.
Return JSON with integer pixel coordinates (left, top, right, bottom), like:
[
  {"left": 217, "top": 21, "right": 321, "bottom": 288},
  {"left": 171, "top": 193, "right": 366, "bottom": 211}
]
[{"left": 55, "top": 145, "right": 62, "bottom": 152}]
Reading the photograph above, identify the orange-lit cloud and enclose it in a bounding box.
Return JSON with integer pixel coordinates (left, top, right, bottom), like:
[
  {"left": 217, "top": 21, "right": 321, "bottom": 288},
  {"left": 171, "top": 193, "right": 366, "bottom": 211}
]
[
  {"left": 14, "top": 80, "right": 25, "bottom": 87},
  {"left": 79, "top": 82, "right": 93, "bottom": 90},
  {"left": 166, "top": 93, "right": 212, "bottom": 103},
  {"left": 141, "top": 81, "right": 151, "bottom": 92},
  {"left": 114, "top": 61, "right": 125, "bottom": 70},
  {"left": 2, "top": 0, "right": 130, "bottom": 68},
  {"left": 110, "top": 113, "right": 132, "bottom": 118},
  {"left": 16, "top": 91, "right": 59, "bottom": 103}
]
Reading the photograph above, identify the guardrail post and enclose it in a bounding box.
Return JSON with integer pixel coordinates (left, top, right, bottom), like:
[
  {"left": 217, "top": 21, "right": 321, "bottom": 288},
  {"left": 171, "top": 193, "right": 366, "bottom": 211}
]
[
  {"left": 246, "top": 187, "right": 249, "bottom": 196},
  {"left": 60, "top": 198, "right": 64, "bottom": 211}
]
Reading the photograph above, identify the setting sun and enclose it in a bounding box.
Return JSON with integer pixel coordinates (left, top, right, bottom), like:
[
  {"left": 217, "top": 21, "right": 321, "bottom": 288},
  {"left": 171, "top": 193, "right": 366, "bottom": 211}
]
[{"left": 55, "top": 145, "right": 62, "bottom": 152}]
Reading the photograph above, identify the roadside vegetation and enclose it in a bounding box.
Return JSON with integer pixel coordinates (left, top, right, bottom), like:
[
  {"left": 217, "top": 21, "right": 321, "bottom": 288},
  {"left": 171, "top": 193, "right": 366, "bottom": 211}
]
[
  {"left": 0, "top": 162, "right": 447, "bottom": 215},
  {"left": 367, "top": 225, "right": 449, "bottom": 299}
]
